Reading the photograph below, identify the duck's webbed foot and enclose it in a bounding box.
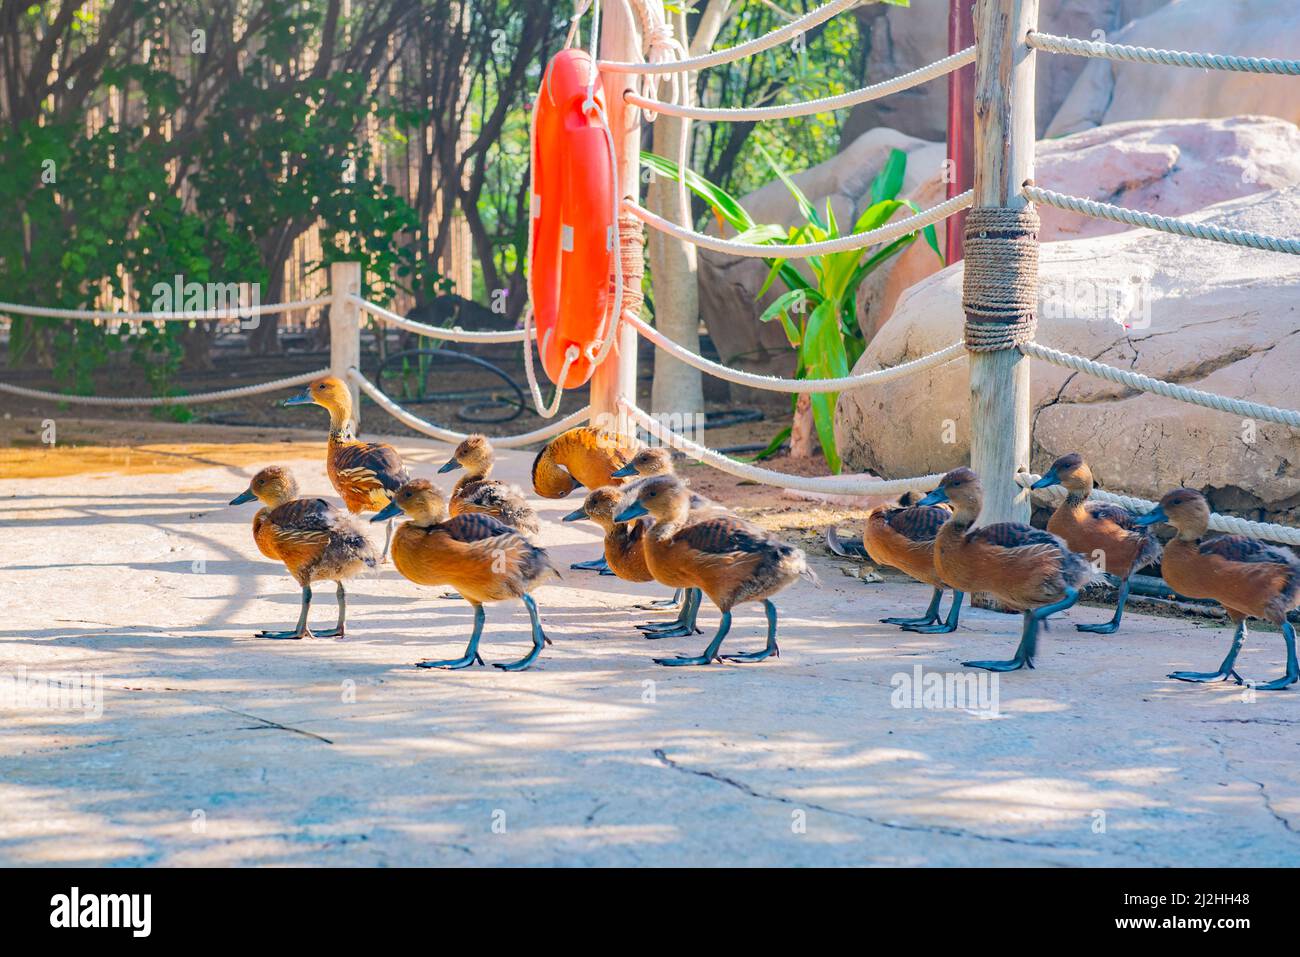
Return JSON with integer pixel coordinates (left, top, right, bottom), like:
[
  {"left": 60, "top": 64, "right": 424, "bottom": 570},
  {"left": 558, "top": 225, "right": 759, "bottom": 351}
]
[
  {"left": 964, "top": 590, "right": 1076, "bottom": 673},
  {"left": 493, "top": 595, "right": 547, "bottom": 671},
  {"left": 1251, "top": 621, "right": 1299, "bottom": 691},
  {"left": 635, "top": 589, "right": 683, "bottom": 611},
  {"left": 570, "top": 554, "right": 610, "bottom": 573},
  {"left": 654, "top": 610, "right": 729, "bottom": 667},
  {"left": 901, "top": 591, "right": 964, "bottom": 635},
  {"left": 722, "top": 600, "right": 780, "bottom": 663},
  {"left": 1251, "top": 670, "right": 1299, "bottom": 691},
  {"left": 1077, "top": 577, "right": 1129, "bottom": 635},
  {"left": 258, "top": 586, "right": 314, "bottom": 639},
  {"left": 884, "top": 587, "right": 942, "bottom": 627},
  {"left": 1169, "top": 668, "right": 1243, "bottom": 685},
  {"left": 638, "top": 589, "right": 701, "bottom": 638},
  {"left": 418, "top": 603, "right": 485, "bottom": 670}
]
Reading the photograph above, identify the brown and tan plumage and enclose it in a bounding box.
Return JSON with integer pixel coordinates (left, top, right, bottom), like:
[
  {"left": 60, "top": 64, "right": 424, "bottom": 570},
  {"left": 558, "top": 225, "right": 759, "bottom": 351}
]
[
  {"left": 231, "top": 466, "right": 377, "bottom": 640},
  {"left": 564, "top": 487, "right": 654, "bottom": 583},
  {"left": 376, "top": 480, "right": 558, "bottom": 671},
  {"left": 439, "top": 434, "right": 540, "bottom": 537},
  {"left": 864, "top": 494, "right": 962, "bottom": 633},
  {"left": 531, "top": 426, "right": 642, "bottom": 498},
  {"left": 1136, "top": 488, "right": 1298, "bottom": 689}
]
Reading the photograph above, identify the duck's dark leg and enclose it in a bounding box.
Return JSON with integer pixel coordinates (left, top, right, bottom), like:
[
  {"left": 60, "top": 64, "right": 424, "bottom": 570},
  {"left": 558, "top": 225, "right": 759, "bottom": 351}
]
[
  {"left": 964, "top": 587, "right": 1078, "bottom": 672},
  {"left": 722, "top": 600, "right": 781, "bottom": 662},
  {"left": 494, "top": 594, "right": 548, "bottom": 671},
  {"left": 315, "top": 581, "right": 348, "bottom": 638},
  {"left": 883, "top": 587, "right": 942, "bottom": 627},
  {"left": 570, "top": 554, "right": 610, "bottom": 572},
  {"left": 901, "top": 591, "right": 964, "bottom": 634},
  {"left": 635, "top": 588, "right": 683, "bottom": 611},
  {"left": 654, "top": 610, "right": 731, "bottom": 667},
  {"left": 637, "top": 588, "right": 702, "bottom": 638},
  {"left": 1077, "top": 575, "right": 1130, "bottom": 635},
  {"left": 417, "top": 602, "right": 486, "bottom": 670},
  {"left": 1170, "top": 620, "right": 1247, "bottom": 685},
  {"left": 256, "top": 585, "right": 314, "bottom": 639},
  {"left": 1252, "top": 620, "right": 1299, "bottom": 691}
]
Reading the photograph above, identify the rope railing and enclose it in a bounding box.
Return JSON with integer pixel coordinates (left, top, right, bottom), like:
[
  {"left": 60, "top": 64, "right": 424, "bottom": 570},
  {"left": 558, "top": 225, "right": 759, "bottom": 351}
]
[
  {"left": 1021, "top": 342, "right": 1300, "bottom": 428},
  {"left": 625, "top": 45, "right": 976, "bottom": 122},
  {"left": 351, "top": 295, "right": 532, "bottom": 343},
  {"left": 1019, "top": 474, "right": 1300, "bottom": 546},
  {"left": 0, "top": 296, "right": 331, "bottom": 322},
  {"left": 1023, "top": 185, "right": 1300, "bottom": 256},
  {"left": 625, "top": 313, "right": 964, "bottom": 393},
  {"left": 625, "top": 190, "right": 972, "bottom": 258},
  {"left": 598, "top": 0, "right": 860, "bottom": 75},
  {"left": 349, "top": 368, "right": 589, "bottom": 448},
  {"left": 0, "top": 369, "right": 328, "bottom": 407},
  {"left": 1026, "top": 31, "right": 1300, "bottom": 76}
]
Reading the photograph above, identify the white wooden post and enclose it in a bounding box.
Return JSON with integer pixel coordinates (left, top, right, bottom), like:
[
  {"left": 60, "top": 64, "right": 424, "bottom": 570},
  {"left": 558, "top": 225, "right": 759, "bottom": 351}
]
[
  {"left": 329, "top": 260, "right": 362, "bottom": 429},
  {"left": 968, "top": 0, "right": 1037, "bottom": 524},
  {"left": 591, "top": 0, "right": 641, "bottom": 437}
]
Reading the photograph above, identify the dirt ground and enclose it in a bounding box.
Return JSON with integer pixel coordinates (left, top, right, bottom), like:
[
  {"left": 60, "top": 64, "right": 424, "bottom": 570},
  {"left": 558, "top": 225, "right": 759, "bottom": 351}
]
[{"left": 2, "top": 416, "right": 1299, "bottom": 867}]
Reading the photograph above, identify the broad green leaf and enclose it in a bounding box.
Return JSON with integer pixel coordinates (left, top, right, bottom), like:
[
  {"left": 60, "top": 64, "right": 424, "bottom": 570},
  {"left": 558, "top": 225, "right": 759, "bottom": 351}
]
[
  {"left": 869, "top": 148, "right": 907, "bottom": 206},
  {"left": 640, "top": 151, "right": 754, "bottom": 231},
  {"left": 756, "top": 142, "right": 823, "bottom": 230}
]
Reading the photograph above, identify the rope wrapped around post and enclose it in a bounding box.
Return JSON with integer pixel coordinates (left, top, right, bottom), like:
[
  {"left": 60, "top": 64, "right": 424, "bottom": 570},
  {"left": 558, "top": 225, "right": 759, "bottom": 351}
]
[{"left": 961, "top": 204, "right": 1040, "bottom": 351}]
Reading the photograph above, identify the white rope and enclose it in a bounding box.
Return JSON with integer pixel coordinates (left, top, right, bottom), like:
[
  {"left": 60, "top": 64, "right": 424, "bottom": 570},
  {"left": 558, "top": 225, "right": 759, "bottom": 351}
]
[
  {"left": 626, "top": 45, "right": 976, "bottom": 121},
  {"left": 521, "top": 305, "right": 580, "bottom": 419},
  {"left": 1023, "top": 185, "right": 1300, "bottom": 256},
  {"left": 351, "top": 296, "right": 531, "bottom": 343},
  {"left": 626, "top": 189, "right": 972, "bottom": 258},
  {"left": 1019, "top": 474, "right": 1300, "bottom": 546},
  {"left": 349, "top": 368, "right": 589, "bottom": 448},
  {"left": 624, "top": 313, "right": 964, "bottom": 393},
  {"left": 0, "top": 296, "right": 331, "bottom": 322},
  {"left": 1021, "top": 341, "right": 1300, "bottom": 428},
  {"left": 0, "top": 368, "right": 328, "bottom": 407},
  {"left": 599, "top": 0, "right": 861, "bottom": 75},
  {"left": 621, "top": 400, "right": 943, "bottom": 496},
  {"left": 1027, "top": 31, "right": 1300, "bottom": 76}
]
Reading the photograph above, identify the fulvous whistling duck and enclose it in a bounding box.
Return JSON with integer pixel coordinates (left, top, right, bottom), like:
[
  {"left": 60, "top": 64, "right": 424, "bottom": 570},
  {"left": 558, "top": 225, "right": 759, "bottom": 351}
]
[
  {"left": 437, "top": 434, "right": 540, "bottom": 538},
  {"left": 283, "top": 376, "right": 410, "bottom": 558},
  {"left": 1031, "top": 453, "right": 1161, "bottom": 634},
  {"left": 1135, "top": 489, "right": 1299, "bottom": 690},
  {"left": 864, "top": 492, "right": 963, "bottom": 634},
  {"left": 615, "top": 476, "right": 815, "bottom": 666},
  {"left": 532, "top": 425, "right": 641, "bottom": 571},
  {"left": 920, "top": 468, "right": 1093, "bottom": 672},
  {"left": 230, "top": 466, "right": 377, "bottom": 639},
  {"left": 373, "top": 480, "right": 559, "bottom": 671}
]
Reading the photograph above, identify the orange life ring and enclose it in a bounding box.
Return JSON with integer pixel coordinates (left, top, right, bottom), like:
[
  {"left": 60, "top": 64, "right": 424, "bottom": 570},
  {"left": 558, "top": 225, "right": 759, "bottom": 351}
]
[{"left": 528, "top": 49, "right": 615, "bottom": 389}]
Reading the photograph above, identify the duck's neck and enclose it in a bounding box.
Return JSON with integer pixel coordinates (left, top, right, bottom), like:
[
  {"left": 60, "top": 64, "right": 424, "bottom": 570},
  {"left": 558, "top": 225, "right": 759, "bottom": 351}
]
[
  {"left": 947, "top": 502, "right": 979, "bottom": 531},
  {"left": 533, "top": 445, "right": 576, "bottom": 497},
  {"left": 325, "top": 401, "right": 355, "bottom": 441}
]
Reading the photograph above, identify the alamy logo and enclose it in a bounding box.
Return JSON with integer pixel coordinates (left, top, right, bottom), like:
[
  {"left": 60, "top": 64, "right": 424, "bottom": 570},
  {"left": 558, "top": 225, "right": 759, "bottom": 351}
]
[{"left": 49, "top": 887, "right": 151, "bottom": 937}]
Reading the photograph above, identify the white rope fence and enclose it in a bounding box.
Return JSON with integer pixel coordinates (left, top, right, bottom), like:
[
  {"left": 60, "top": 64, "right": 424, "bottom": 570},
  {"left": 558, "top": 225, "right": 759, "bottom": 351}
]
[
  {"left": 1027, "top": 31, "right": 1300, "bottom": 76},
  {"left": 1023, "top": 185, "right": 1300, "bottom": 256},
  {"left": 352, "top": 296, "right": 532, "bottom": 343},
  {"left": 0, "top": 369, "right": 328, "bottom": 407},
  {"left": 0, "top": 296, "right": 330, "bottom": 322},
  {"left": 598, "top": 0, "right": 860, "bottom": 75},
  {"left": 625, "top": 313, "right": 964, "bottom": 393},
  {"left": 1020, "top": 474, "right": 1300, "bottom": 546},
  {"left": 350, "top": 368, "right": 589, "bottom": 448},
  {"left": 626, "top": 190, "right": 972, "bottom": 258},
  {"left": 625, "top": 45, "right": 975, "bottom": 121},
  {"left": 1021, "top": 342, "right": 1300, "bottom": 428}
]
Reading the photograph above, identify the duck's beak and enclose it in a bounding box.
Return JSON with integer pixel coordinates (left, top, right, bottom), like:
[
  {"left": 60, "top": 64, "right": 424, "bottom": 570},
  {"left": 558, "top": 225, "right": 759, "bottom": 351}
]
[
  {"left": 917, "top": 486, "right": 949, "bottom": 507},
  {"left": 282, "top": 387, "right": 316, "bottom": 407},
  {"left": 561, "top": 507, "right": 587, "bottom": 522},
  {"left": 614, "top": 501, "right": 648, "bottom": 522},
  {"left": 1030, "top": 468, "right": 1061, "bottom": 490},
  {"left": 438, "top": 458, "right": 462, "bottom": 474},
  {"left": 610, "top": 463, "right": 638, "bottom": 478},
  {"left": 371, "top": 499, "right": 403, "bottom": 522},
  {"left": 1133, "top": 505, "right": 1167, "bottom": 527},
  {"left": 229, "top": 489, "right": 256, "bottom": 506}
]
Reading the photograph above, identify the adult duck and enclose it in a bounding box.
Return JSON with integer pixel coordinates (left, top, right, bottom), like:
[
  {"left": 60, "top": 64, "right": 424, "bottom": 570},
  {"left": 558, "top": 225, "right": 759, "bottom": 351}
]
[{"left": 864, "top": 492, "right": 962, "bottom": 634}]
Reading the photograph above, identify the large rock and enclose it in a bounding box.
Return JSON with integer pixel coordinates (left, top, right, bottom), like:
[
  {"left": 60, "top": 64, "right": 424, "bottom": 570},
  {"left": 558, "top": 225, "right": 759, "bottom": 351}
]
[
  {"left": 833, "top": 187, "right": 1300, "bottom": 521},
  {"left": 1048, "top": 0, "right": 1300, "bottom": 135},
  {"left": 855, "top": 116, "right": 1300, "bottom": 339}
]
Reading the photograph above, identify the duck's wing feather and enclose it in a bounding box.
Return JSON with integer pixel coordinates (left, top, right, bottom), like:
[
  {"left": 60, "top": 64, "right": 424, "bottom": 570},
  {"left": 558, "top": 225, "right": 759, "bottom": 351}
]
[
  {"left": 886, "top": 505, "right": 949, "bottom": 542},
  {"left": 334, "top": 441, "right": 410, "bottom": 493},
  {"left": 675, "top": 517, "right": 771, "bottom": 556},
  {"left": 442, "top": 513, "right": 518, "bottom": 543},
  {"left": 1084, "top": 500, "right": 1143, "bottom": 532},
  {"left": 267, "top": 498, "right": 337, "bottom": 536},
  {"left": 1200, "top": 535, "right": 1299, "bottom": 568},
  {"left": 967, "top": 522, "right": 1064, "bottom": 560}
]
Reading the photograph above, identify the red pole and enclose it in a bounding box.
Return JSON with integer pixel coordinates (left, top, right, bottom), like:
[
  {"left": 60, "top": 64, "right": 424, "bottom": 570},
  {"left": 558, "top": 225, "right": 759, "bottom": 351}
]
[{"left": 946, "top": 0, "right": 976, "bottom": 262}]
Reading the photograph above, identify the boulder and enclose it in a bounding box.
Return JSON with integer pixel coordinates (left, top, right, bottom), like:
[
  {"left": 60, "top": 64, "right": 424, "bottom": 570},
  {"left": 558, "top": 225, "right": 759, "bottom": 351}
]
[
  {"left": 1048, "top": 0, "right": 1300, "bottom": 135},
  {"left": 833, "top": 186, "right": 1300, "bottom": 521}
]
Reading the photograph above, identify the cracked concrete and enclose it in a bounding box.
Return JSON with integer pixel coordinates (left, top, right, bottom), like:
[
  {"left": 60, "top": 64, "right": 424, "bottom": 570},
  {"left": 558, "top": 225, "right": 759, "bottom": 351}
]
[{"left": 2, "top": 430, "right": 1299, "bottom": 866}]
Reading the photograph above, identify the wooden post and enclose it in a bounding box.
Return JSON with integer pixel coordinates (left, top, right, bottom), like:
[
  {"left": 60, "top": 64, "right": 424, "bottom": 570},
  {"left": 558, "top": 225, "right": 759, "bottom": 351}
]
[
  {"left": 329, "top": 260, "right": 362, "bottom": 429},
  {"left": 591, "top": 0, "right": 641, "bottom": 438},
  {"left": 968, "top": 0, "right": 1037, "bottom": 525}
]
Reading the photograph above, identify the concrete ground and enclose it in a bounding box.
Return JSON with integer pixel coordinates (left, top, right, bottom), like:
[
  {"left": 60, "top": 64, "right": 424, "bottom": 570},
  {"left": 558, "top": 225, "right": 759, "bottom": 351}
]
[{"left": 2, "top": 427, "right": 1298, "bottom": 867}]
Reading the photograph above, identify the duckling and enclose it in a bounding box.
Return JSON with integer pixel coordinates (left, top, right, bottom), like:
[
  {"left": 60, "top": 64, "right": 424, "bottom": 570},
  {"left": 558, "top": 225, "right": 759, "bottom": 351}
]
[
  {"left": 1135, "top": 489, "right": 1298, "bottom": 690},
  {"left": 1031, "top": 453, "right": 1162, "bottom": 634},
  {"left": 230, "top": 466, "right": 377, "bottom": 639},
  {"left": 282, "top": 376, "right": 411, "bottom": 559},
  {"left": 437, "top": 434, "right": 540, "bottom": 538},
  {"left": 919, "top": 467, "right": 1093, "bottom": 672},
  {"left": 532, "top": 425, "right": 642, "bottom": 571},
  {"left": 373, "top": 480, "right": 558, "bottom": 671},
  {"left": 615, "top": 476, "right": 815, "bottom": 666},
  {"left": 864, "top": 492, "right": 963, "bottom": 633}
]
